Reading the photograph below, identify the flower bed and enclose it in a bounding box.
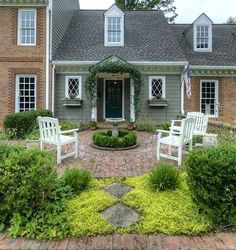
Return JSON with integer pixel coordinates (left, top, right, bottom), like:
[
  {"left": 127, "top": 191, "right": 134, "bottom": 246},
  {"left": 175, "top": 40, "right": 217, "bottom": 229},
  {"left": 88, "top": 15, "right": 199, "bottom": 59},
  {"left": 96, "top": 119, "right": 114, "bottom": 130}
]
[{"left": 92, "top": 130, "right": 137, "bottom": 149}]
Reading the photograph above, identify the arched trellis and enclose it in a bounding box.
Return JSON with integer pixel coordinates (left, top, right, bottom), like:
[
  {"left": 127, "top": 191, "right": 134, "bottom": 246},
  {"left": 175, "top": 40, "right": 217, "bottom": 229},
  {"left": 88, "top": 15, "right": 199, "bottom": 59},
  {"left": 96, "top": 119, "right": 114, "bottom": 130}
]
[{"left": 85, "top": 56, "right": 142, "bottom": 120}]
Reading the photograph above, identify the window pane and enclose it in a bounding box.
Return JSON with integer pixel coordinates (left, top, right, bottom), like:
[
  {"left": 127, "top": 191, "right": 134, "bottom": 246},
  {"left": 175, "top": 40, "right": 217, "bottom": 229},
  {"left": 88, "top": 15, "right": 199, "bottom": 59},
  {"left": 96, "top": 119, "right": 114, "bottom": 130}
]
[{"left": 67, "top": 78, "right": 80, "bottom": 98}]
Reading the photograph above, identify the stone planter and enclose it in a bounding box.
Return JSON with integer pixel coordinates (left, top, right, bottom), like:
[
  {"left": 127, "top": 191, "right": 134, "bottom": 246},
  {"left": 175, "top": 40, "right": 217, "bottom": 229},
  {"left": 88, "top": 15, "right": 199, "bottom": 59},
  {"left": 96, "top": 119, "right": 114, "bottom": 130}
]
[{"left": 148, "top": 99, "right": 168, "bottom": 107}]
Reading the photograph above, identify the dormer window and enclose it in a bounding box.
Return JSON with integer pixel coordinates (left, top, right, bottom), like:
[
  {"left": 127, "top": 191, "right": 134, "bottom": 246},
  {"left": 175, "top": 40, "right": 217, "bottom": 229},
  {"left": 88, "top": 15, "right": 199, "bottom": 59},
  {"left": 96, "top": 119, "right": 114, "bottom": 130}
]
[
  {"left": 196, "top": 26, "right": 209, "bottom": 49},
  {"left": 193, "top": 13, "right": 213, "bottom": 52},
  {"left": 104, "top": 5, "right": 124, "bottom": 46}
]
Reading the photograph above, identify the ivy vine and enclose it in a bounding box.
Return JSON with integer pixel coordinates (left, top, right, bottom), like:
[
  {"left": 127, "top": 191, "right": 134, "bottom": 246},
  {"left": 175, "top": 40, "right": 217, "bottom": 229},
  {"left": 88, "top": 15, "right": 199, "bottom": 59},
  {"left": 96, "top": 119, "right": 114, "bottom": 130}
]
[{"left": 85, "top": 57, "right": 142, "bottom": 119}]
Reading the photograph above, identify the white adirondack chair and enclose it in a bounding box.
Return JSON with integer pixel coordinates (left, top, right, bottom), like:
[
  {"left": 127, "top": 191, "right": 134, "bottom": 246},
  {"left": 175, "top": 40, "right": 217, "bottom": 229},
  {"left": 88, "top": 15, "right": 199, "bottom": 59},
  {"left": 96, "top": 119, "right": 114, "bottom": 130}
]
[
  {"left": 157, "top": 117, "right": 195, "bottom": 166},
  {"left": 171, "top": 112, "right": 208, "bottom": 136},
  {"left": 37, "top": 116, "right": 79, "bottom": 164}
]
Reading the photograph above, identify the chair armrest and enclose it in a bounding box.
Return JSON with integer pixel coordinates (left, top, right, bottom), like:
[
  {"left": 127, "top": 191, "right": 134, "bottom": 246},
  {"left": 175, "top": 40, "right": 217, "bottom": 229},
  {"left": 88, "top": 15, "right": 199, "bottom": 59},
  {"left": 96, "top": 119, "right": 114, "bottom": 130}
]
[
  {"left": 156, "top": 129, "right": 181, "bottom": 135},
  {"left": 171, "top": 119, "right": 182, "bottom": 123},
  {"left": 59, "top": 129, "right": 79, "bottom": 135}
]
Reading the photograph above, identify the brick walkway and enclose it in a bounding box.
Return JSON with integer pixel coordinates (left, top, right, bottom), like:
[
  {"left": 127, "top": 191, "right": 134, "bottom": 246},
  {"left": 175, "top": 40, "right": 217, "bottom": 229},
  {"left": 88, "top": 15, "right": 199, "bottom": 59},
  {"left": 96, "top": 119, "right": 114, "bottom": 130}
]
[
  {"left": 57, "top": 131, "right": 157, "bottom": 177},
  {"left": 0, "top": 232, "right": 236, "bottom": 250}
]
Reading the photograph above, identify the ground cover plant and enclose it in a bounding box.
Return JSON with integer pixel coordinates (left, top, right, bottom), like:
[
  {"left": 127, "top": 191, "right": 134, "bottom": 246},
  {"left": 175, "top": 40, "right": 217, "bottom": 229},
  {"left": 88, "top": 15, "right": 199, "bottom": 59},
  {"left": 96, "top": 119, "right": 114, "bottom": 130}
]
[{"left": 135, "top": 118, "right": 156, "bottom": 133}]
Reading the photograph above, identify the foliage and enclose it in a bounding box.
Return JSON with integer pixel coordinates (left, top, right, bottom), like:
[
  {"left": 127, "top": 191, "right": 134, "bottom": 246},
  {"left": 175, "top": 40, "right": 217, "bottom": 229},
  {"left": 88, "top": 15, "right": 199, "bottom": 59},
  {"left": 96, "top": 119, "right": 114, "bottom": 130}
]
[
  {"left": 85, "top": 57, "right": 142, "bottom": 119},
  {"left": 3, "top": 110, "right": 52, "bottom": 139},
  {"left": 192, "top": 135, "right": 202, "bottom": 145},
  {"left": 115, "top": 0, "right": 177, "bottom": 23},
  {"left": 93, "top": 130, "right": 137, "bottom": 148},
  {"left": 135, "top": 118, "right": 156, "bottom": 133},
  {"left": 0, "top": 145, "right": 55, "bottom": 225},
  {"left": 226, "top": 16, "right": 236, "bottom": 24},
  {"left": 89, "top": 120, "right": 97, "bottom": 126},
  {"left": 148, "top": 164, "right": 181, "bottom": 191},
  {"left": 63, "top": 168, "right": 92, "bottom": 194},
  {"left": 185, "top": 145, "right": 236, "bottom": 225},
  {"left": 208, "top": 124, "right": 235, "bottom": 145},
  {"left": 160, "top": 121, "right": 171, "bottom": 131},
  {"left": 60, "top": 120, "right": 79, "bottom": 131},
  {"left": 65, "top": 175, "right": 212, "bottom": 237},
  {"left": 7, "top": 179, "right": 73, "bottom": 239}
]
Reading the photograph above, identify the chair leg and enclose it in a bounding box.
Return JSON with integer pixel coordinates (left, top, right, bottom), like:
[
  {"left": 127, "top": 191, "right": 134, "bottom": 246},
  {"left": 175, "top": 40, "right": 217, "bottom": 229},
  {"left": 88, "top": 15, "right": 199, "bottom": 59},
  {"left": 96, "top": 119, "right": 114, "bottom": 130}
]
[
  {"left": 189, "top": 140, "right": 193, "bottom": 151},
  {"left": 57, "top": 144, "right": 62, "bottom": 165},
  {"left": 157, "top": 141, "right": 161, "bottom": 161},
  {"left": 74, "top": 133, "right": 79, "bottom": 159},
  {"left": 177, "top": 146, "right": 182, "bottom": 166},
  {"left": 40, "top": 140, "right": 43, "bottom": 150},
  {"left": 168, "top": 145, "right": 171, "bottom": 156}
]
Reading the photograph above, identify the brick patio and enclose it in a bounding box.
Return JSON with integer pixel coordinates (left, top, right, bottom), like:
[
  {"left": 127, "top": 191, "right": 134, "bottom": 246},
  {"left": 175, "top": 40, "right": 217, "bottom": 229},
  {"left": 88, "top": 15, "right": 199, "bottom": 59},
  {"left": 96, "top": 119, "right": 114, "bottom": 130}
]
[
  {"left": 57, "top": 130, "right": 158, "bottom": 177},
  {"left": 0, "top": 232, "right": 236, "bottom": 250}
]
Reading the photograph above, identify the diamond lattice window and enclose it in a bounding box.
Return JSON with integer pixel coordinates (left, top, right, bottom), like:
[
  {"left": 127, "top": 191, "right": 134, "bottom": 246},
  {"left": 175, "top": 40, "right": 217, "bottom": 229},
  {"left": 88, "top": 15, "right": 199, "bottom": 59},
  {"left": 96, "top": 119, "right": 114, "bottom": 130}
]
[
  {"left": 66, "top": 77, "right": 81, "bottom": 99},
  {"left": 151, "top": 78, "right": 163, "bottom": 98}
]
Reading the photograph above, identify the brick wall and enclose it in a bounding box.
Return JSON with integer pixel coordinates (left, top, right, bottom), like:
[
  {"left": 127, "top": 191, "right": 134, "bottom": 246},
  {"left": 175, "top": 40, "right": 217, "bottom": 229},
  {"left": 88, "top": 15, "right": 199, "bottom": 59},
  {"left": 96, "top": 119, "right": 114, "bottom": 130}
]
[
  {"left": 185, "top": 76, "right": 236, "bottom": 122},
  {"left": 0, "top": 7, "right": 46, "bottom": 127}
]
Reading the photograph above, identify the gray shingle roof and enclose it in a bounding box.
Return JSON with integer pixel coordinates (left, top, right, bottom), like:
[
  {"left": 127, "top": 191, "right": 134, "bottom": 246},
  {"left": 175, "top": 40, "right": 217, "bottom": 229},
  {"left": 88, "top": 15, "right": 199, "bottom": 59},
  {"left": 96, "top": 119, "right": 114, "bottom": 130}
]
[
  {"left": 53, "top": 10, "right": 187, "bottom": 62},
  {"left": 172, "top": 24, "right": 236, "bottom": 66}
]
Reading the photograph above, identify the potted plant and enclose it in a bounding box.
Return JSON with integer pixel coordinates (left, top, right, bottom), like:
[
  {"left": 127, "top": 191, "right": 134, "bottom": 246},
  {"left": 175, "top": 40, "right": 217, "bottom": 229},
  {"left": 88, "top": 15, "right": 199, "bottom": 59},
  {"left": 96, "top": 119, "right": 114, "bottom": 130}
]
[
  {"left": 127, "top": 121, "right": 135, "bottom": 131},
  {"left": 89, "top": 120, "right": 97, "bottom": 130}
]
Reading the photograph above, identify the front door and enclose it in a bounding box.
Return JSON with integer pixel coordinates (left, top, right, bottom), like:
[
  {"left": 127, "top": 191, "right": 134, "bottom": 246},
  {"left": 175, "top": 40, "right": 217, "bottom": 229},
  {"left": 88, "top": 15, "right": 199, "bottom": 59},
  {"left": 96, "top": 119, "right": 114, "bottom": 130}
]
[
  {"left": 105, "top": 80, "right": 123, "bottom": 118},
  {"left": 200, "top": 80, "right": 219, "bottom": 117}
]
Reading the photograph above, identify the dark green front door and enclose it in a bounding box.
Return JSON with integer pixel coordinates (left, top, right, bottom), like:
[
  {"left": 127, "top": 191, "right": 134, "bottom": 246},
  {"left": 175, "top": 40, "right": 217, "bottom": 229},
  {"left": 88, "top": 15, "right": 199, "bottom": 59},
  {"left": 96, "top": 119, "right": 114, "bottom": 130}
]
[{"left": 105, "top": 80, "right": 123, "bottom": 118}]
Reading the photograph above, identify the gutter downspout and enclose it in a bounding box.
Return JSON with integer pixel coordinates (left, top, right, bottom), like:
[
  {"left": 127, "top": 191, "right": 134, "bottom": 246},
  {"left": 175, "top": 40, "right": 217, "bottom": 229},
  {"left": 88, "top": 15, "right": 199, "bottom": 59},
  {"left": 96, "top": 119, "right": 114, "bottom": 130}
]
[
  {"left": 181, "top": 65, "right": 188, "bottom": 115},
  {"left": 52, "top": 64, "right": 55, "bottom": 115},
  {"left": 45, "top": 0, "right": 52, "bottom": 110}
]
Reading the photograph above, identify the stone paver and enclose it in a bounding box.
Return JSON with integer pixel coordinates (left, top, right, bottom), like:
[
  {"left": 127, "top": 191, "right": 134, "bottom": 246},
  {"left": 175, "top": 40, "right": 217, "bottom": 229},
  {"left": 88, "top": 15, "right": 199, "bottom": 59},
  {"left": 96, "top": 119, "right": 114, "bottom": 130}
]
[
  {"left": 0, "top": 233, "right": 236, "bottom": 250},
  {"left": 57, "top": 130, "right": 158, "bottom": 177},
  {"left": 101, "top": 202, "right": 140, "bottom": 227},
  {"left": 103, "top": 183, "right": 132, "bottom": 198}
]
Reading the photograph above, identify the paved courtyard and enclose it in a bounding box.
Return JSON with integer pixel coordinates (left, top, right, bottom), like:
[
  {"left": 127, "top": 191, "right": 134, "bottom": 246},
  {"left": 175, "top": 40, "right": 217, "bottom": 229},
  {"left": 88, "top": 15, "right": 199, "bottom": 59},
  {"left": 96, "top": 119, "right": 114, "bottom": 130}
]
[{"left": 57, "top": 130, "right": 158, "bottom": 177}]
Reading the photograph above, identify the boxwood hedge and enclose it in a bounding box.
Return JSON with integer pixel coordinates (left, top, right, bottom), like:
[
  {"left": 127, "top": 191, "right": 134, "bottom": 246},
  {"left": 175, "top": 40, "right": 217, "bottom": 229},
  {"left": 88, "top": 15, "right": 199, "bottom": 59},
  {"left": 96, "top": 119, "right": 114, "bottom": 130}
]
[{"left": 93, "top": 130, "right": 137, "bottom": 148}]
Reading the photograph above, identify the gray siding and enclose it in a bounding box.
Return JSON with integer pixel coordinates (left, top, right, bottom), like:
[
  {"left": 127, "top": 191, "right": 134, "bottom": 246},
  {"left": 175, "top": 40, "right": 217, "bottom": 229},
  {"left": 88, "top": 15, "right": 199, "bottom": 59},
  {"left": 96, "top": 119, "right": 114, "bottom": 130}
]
[
  {"left": 55, "top": 73, "right": 90, "bottom": 121},
  {"left": 55, "top": 73, "right": 181, "bottom": 123},
  {"left": 139, "top": 74, "right": 181, "bottom": 123},
  {"left": 52, "top": 0, "right": 79, "bottom": 57}
]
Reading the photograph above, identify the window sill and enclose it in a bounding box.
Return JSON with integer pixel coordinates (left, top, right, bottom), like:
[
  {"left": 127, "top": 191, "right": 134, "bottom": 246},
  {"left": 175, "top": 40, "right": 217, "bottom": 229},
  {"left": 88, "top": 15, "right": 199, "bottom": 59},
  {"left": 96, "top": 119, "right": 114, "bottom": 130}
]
[{"left": 147, "top": 99, "right": 168, "bottom": 107}]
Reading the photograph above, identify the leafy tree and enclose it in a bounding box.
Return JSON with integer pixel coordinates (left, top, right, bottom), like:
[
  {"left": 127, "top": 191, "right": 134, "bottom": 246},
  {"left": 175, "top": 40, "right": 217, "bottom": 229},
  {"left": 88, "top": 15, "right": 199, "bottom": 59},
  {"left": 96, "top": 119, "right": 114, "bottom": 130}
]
[
  {"left": 226, "top": 16, "right": 236, "bottom": 24},
  {"left": 115, "top": 0, "right": 177, "bottom": 23}
]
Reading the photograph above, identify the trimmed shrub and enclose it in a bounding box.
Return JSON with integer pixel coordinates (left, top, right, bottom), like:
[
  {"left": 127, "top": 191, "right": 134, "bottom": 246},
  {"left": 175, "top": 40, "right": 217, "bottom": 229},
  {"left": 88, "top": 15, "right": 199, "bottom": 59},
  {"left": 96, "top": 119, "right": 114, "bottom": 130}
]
[
  {"left": 160, "top": 121, "right": 171, "bottom": 131},
  {"left": 63, "top": 168, "right": 92, "bottom": 194},
  {"left": 0, "top": 144, "right": 56, "bottom": 224},
  {"left": 148, "top": 164, "right": 181, "bottom": 191},
  {"left": 185, "top": 145, "right": 236, "bottom": 225},
  {"left": 135, "top": 118, "right": 156, "bottom": 133},
  {"left": 3, "top": 109, "right": 52, "bottom": 139},
  {"left": 60, "top": 121, "right": 79, "bottom": 131},
  {"left": 93, "top": 130, "right": 137, "bottom": 148}
]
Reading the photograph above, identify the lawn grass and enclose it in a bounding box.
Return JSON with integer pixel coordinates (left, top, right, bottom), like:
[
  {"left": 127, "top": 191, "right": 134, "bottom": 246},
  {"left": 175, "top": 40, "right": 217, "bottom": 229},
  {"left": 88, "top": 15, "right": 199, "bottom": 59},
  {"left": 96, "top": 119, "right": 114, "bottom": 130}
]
[{"left": 65, "top": 174, "right": 212, "bottom": 237}]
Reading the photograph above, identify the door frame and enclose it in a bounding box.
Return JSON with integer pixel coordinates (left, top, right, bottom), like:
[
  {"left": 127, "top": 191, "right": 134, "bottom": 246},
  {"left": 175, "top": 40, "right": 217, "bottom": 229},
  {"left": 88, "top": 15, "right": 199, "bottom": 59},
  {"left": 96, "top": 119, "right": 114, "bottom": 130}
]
[
  {"left": 103, "top": 78, "right": 125, "bottom": 120},
  {"left": 200, "top": 79, "right": 219, "bottom": 118}
]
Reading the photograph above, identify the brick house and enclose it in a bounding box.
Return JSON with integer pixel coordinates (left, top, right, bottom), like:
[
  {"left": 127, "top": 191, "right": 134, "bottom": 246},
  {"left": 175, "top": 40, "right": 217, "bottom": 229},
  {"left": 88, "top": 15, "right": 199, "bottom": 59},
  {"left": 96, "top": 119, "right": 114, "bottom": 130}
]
[
  {"left": 0, "top": 2, "right": 236, "bottom": 126},
  {"left": 0, "top": 0, "right": 79, "bottom": 127}
]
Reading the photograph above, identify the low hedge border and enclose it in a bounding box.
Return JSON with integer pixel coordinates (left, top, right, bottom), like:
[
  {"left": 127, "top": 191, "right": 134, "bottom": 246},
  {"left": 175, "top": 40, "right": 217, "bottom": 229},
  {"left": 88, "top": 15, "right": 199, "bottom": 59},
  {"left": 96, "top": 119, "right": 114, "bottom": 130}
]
[
  {"left": 92, "top": 130, "right": 137, "bottom": 149},
  {"left": 90, "top": 143, "right": 139, "bottom": 151}
]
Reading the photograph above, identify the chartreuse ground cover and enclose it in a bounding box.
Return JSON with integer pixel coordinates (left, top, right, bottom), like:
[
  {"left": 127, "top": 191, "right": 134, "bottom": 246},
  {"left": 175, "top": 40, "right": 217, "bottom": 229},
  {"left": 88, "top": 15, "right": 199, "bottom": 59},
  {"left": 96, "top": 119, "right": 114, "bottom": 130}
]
[{"left": 65, "top": 175, "right": 212, "bottom": 237}]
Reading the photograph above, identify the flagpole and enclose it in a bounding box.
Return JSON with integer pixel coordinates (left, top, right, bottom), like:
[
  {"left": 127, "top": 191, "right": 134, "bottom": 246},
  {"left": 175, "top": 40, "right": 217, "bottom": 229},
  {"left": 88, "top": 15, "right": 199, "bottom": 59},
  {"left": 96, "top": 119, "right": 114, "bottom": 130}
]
[{"left": 181, "top": 65, "right": 187, "bottom": 115}]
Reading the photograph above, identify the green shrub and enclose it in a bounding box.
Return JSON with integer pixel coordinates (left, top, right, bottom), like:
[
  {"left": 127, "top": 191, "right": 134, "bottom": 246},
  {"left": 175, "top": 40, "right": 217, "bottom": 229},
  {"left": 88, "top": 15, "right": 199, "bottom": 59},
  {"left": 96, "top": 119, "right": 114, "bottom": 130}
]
[
  {"left": 93, "top": 130, "right": 137, "bottom": 148},
  {"left": 185, "top": 145, "right": 236, "bottom": 225},
  {"left": 135, "top": 118, "right": 156, "bottom": 133},
  {"left": 192, "top": 135, "right": 203, "bottom": 144},
  {"left": 60, "top": 121, "right": 79, "bottom": 131},
  {"left": 63, "top": 168, "right": 92, "bottom": 194},
  {"left": 3, "top": 110, "right": 52, "bottom": 139},
  {"left": 148, "top": 164, "right": 181, "bottom": 191},
  {"left": 160, "top": 121, "right": 171, "bottom": 131},
  {"left": 0, "top": 144, "right": 56, "bottom": 225}
]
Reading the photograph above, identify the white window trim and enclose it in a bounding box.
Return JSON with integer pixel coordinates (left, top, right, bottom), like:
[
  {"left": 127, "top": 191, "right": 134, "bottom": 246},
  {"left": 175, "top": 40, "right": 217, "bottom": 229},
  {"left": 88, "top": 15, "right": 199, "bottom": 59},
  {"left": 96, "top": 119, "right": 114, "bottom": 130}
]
[
  {"left": 104, "top": 5, "right": 124, "bottom": 47},
  {"left": 200, "top": 79, "right": 219, "bottom": 118},
  {"left": 65, "top": 76, "right": 82, "bottom": 99},
  {"left": 149, "top": 76, "right": 166, "bottom": 99},
  {"left": 17, "top": 8, "right": 37, "bottom": 46},
  {"left": 15, "top": 74, "right": 37, "bottom": 112}
]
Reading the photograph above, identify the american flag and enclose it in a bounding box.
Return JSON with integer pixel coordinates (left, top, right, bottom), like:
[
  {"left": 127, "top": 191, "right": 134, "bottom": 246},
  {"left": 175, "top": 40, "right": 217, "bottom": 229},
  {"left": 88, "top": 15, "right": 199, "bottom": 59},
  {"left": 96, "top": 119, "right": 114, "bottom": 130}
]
[{"left": 183, "top": 64, "right": 191, "bottom": 99}]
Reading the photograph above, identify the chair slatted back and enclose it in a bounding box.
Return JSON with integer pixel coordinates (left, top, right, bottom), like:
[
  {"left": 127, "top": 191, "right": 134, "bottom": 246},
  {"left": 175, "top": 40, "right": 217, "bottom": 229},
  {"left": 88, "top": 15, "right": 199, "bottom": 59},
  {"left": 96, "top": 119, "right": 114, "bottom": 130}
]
[
  {"left": 180, "top": 118, "right": 195, "bottom": 144},
  {"left": 38, "top": 116, "right": 60, "bottom": 143},
  {"left": 187, "top": 112, "right": 208, "bottom": 135}
]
